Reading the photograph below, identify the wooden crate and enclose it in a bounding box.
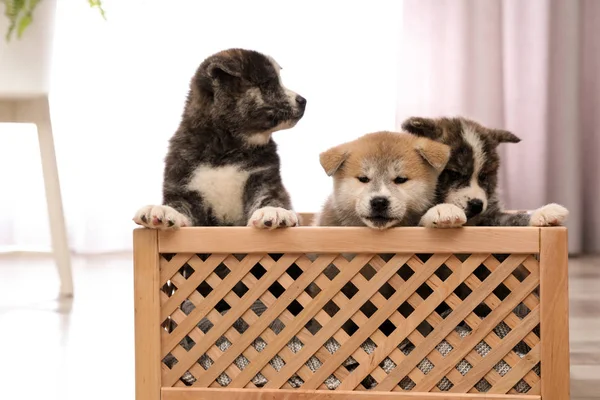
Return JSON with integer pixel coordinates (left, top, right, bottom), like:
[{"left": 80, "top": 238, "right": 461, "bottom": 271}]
[{"left": 133, "top": 215, "right": 570, "bottom": 400}]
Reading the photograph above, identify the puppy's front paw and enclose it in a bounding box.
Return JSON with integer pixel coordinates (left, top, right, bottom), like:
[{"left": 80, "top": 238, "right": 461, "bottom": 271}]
[
  {"left": 529, "top": 203, "right": 569, "bottom": 226},
  {"left": 248, "top": 207, "right": 298, "bottom": 229},
  {"left": 420, "top": 204, "right": 467, "bottom": 228},
  {"left": 133, "top": 205, "right": 191, "bottom": 230}
]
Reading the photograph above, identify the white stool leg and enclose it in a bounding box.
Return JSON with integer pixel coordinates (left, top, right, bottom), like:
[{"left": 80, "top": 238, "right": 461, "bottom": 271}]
[{"left": 29, "top": 97, "right": 74, "bottom": 297}]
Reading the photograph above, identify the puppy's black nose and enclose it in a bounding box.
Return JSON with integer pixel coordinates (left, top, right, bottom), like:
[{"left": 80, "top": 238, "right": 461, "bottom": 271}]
[
  {"left": 370, "top": 197, "right": 390, "bottom": 213},
  {"left": 466, "top": 199, "right": 484, "bottom": 217},
  {"left": 295, "top": 95, "right": 307, "bottom": 108}
]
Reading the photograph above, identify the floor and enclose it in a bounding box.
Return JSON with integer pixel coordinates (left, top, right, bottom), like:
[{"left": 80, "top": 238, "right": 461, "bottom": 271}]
[
  {"left": 0, "top": 253, "right": 598, "bottom": 400},
  {"left": 0, "top": 253, "right": 134, "bottom": 400}
]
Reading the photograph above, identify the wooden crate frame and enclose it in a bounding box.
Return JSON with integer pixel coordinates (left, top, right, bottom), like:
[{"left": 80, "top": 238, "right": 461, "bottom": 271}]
[{"left": 133, "top": 215, "right": 570, "bottom": 400}]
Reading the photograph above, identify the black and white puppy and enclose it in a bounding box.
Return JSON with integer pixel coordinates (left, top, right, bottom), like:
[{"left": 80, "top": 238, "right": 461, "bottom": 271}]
[
  {"left": 134, "top": 48, "right": 306, "bottom": 229},
  {"left": 401, "top": 116, "right": 569, "bottom": 227}
]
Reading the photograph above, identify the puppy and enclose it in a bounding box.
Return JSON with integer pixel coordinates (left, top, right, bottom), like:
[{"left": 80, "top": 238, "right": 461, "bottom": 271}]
[
  {"left": 401, "top": 116, "right": 569, "bottom": 227},
  {"left": 314, "top": 131, "right": 451, "bottom": 229},
  {"left": 133, "top": 48, "right": 306, "bottom": 229}
]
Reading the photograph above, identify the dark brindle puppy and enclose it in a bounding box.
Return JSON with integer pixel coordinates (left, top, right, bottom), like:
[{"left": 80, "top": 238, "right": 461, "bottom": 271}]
[
  {"left": 134, "top": 48, "right": 306, "bottom": 229},
  {"left": 401, "top": 116, "right": 568, "bottom": 227}
]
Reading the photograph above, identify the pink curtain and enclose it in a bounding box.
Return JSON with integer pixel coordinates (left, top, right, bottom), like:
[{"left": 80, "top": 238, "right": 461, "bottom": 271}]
[{"left": 396, "top": 0, "right": 600, "bottom": 254}]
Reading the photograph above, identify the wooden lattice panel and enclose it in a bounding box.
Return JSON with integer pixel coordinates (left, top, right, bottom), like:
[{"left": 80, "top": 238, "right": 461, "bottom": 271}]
[{"left": 157, "top": 251, "right": 541, "bottom": 395}]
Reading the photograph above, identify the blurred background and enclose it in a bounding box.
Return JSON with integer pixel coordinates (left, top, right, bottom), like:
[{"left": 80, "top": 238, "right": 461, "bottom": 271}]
[{"left": 0, "top": 1, "right": 598, "bottom": 399}]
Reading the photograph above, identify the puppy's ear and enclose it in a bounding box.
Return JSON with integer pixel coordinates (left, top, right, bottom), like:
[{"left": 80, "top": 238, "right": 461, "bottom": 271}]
[
  {"left": 207, "top": 58, "right": 243, "bottom": 81},
  {"left": 401, "top": 117, "right": 443, "bottom": 140},
  {"left": 415, "top": 139, "right": 451, "bottom": 172},
  {"left": 489, "top": 129, "right": 521, "bottom": 144},
  {"left": 319, "top": 145, "right": 349, "bottom": 176}
]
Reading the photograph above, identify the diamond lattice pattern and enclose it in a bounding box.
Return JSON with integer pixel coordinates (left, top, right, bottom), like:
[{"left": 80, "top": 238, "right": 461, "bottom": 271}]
[{"left": 158, "top": 251, "right": 541, "bottom": 395}]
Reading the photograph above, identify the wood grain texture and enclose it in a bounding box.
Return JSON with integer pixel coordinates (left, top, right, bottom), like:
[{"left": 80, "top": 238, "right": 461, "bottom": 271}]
[
  {"left": 225, "top": 253, "right": 378, "bottom": 388},
  {"left": 303, "top": 254, "right": 489, "bottom": 391},
  {"left": 413, "top": 269, "right": 541, "bottom": 392},
  {"left": 450, "top": 309, "right": 540, "bottom": 393},
  {"left": 161, "top": 388, "right": 540, "bottom": 400},
  {"left": 161, "top": 253, "right": 264, "bottom": 357},
  {"left": 158, "top": 227, "right": 540, "bottom": 254},
  {"left": 188, "top": 254, "right": 338, "bottom": 387},
  {"left": 150, "top": 226, "right": 573, "bottom": 398},
  {"left": 540, "top": 228, "right": 571, "bottom": 400},
  {"left": 133, "top": 229, "right": 161, "bottom": 400},
  {"left": 264, "top": 253, "right": 417, "bottom": 389},
  {"left": 489, "top": 344, "right": 541, "bottom": 394},
  {"left": 298, "top": 212, "right": 315, "bottom": 226},
  {"left": 375, "top": 255, "right": 533, "bottom": 391}
]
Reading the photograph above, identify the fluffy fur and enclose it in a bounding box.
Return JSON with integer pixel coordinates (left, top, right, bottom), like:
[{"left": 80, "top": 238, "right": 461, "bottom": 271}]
[
  {"left": 133, "top": 48, "right": 306, "bottom": 229},
  {"left": 401, "top": 116, "right": 569, "bottom": 227},
  {"left": 314, "top": 131, "right": 451, "bottom": 229}
]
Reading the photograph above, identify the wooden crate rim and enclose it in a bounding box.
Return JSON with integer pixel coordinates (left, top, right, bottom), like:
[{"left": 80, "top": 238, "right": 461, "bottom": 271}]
[
  {"left": 150, "top": 226, "right": 548, "bottom": 231},
  {"left": 140, "top": 226, "right": 566, "bottom": 254},
  {"left": 161, "top": 387, "right": 541, "bottom": 400}
]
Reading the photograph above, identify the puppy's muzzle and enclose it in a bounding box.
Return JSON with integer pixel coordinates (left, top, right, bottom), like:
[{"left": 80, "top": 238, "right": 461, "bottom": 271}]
[
  {"left": 365, "top": 196, "right": 394, "bottom": 228},
  {"left": 466, "top": 199, "right": 484, "bottom": 218},
  {"left": 295, "top": 95, "right": 307, "bottom": 116},
  {"left": 295, "top": 95, "right": 307, "bottom": 109},
  {"left": 370, "top": 196, "right": 390, "bottom": 215}
]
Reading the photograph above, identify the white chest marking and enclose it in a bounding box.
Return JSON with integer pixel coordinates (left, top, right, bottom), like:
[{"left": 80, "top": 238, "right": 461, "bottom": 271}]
[{"left": 186, "top": 164, "right": 251, "bottom": 224}]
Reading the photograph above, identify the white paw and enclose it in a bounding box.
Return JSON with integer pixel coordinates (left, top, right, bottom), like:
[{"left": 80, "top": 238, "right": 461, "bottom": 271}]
[
  {"left": 133, "top": 205, "right": 191, "bottom": 230},
  {"left": 248, "top": 207, "right": 298, "bottom": 229},
  {"left": 529, "top": 203, "right": 569, "bottom": 226},
  {"left": 420, "top": 204, "right": 467, "bottom": 228}
]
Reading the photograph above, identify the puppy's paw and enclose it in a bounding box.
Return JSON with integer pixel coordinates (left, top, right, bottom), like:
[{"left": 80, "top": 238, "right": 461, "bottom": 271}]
[
  {"left": 420, "top": 204, "right": 467, "bottom": 228},
  {"left": 529, "top": 203, "right": 569, "bottom": 226},
  {"left": 248, "top": 207, "right": 298, "bottom": 229},
  {"left": 133, "top": 205, "right": 191, "bottom": 230}
]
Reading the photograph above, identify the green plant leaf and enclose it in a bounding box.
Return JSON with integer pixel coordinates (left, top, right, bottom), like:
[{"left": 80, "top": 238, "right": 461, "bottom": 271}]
[
  {"left": 3, "top": 0, "right": 40, "bottom": 41},
  {"left": 3, "top": 0, "right": 24, "bottom": 41},
  {"left": 88, "top": 0, "right": 106, "bottom": 20},
  {"left": 16, "top": 12, "right": 31, "bottom": 38},
  {"left": 6, "top": 0, "right": 26, "bottom": 19},
  {"left": 3, "top": 0, "right": 105, "bottom": 42},
  {"left": 18, "top": 0, "right": 40, "bottom": 38},
  {"left": 5, "top": 21, "right": 16, "bottom": 41}
]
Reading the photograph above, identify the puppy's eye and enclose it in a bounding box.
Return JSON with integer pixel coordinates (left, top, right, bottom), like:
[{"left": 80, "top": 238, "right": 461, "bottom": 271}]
[
  {"left": 357, "top": 176, "right": 370, "bottom": 183},
  {"left": 394, "top": 176, "right": 408, "bottom": 184},
  {"left": 445, "top": 170, "right": 463, "bottom": 180}
]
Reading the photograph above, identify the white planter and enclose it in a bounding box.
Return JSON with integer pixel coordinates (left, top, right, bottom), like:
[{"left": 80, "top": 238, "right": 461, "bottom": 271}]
[{"left": 0, "top": 0, "right": 57, "bottom": 98}]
